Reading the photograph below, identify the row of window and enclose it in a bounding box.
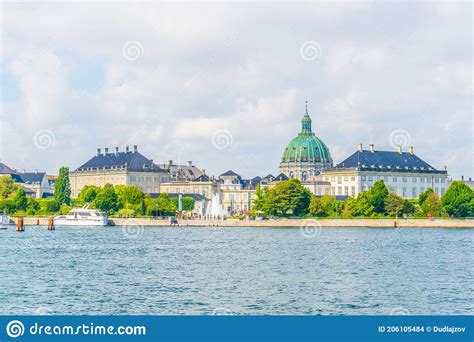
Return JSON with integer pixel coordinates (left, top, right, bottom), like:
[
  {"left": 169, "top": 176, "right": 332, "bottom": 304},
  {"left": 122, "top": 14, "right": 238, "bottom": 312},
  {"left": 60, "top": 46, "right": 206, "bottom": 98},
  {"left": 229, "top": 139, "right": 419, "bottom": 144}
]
[
  {"left": 361, "top": 184, "right": 446, "bottom": 197},
  {"left": 129, "top": 176, "right": 165, "bottom": 183},
  {"left": 360, "top": 175, "right": 445, "bottom": 183}
]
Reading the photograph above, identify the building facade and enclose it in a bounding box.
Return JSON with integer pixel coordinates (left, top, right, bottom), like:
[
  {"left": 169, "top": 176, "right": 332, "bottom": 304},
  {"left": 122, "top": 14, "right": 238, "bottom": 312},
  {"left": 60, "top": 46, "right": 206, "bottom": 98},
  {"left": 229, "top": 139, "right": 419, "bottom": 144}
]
[
  {"left": 280, "top": 102, "right": 333, "bottom": 181},
  {"left": 0, "top": 163, "right": 52, "bottom": 198},
  {"left": 70, "top": 146, "right": 170, "bottom": 197},
  {"left": 322, "top": 144, "right": 449, "bottom": 199}
]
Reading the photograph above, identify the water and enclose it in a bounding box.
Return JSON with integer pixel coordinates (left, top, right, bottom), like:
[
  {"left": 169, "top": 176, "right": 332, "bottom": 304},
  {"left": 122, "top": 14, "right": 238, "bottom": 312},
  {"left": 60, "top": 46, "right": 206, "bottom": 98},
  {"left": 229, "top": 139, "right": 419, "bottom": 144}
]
[{"left": 0, "top": 226, "right": 472, "bottom": 315}]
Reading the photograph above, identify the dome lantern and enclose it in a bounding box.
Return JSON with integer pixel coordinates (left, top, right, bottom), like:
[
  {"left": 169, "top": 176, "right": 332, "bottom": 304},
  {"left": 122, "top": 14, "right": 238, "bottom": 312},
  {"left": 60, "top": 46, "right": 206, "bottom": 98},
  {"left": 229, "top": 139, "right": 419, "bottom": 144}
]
[{"left": 301, "top": 100, "right": 312, "bottom": 134}]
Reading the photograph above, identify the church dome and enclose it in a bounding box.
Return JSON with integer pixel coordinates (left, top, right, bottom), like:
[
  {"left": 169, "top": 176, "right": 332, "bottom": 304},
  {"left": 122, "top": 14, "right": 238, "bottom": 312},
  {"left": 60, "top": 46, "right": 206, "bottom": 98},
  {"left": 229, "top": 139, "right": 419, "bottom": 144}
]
[{"left": 280, "top": 104, "right": 332, "bottom": 164}]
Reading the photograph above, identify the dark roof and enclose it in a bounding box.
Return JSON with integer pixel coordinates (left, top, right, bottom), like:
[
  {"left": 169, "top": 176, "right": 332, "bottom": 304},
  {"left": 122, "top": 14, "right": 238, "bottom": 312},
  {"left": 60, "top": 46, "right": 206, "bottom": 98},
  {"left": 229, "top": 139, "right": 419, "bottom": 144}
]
[
  {"left": 76, "top": 151, "right": 166, "bottom": 173},
  {"left": 273, "top": 173, "right": 289, "bottom": 181},
  {"left": 19, "top": 172, "right": 46, "bottom": 184},
  {"left": 9, "top": 174, "right": 23, "bottom": 183},
  {"left": 0, "top": 163, "right": 16, "bottom": 174},
  {"left": 194, "top": 174, "right": 210, "bottom": 182},
  {"left": 242, "top": 179, "right": 259, "bottom": 189},
  {"left": 251, "top": 176, "right": 262, "bottom": 183},
  {"left": 220, "top": 170, "right": 240, "bottom": 177},
  {"left": 262, "top": 174, "right": 274, "bottom": 181},
  {"left": 336, "top": 150, "right": 446, "bottom": 174}
]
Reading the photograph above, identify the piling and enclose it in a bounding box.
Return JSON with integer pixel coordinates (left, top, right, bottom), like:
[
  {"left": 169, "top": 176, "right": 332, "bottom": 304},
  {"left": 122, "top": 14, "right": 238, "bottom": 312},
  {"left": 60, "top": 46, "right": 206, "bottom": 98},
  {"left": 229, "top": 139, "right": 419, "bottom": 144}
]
[
  {"left": 47, "top": 216, "right": 55, "bottom": 230},
  {"left": 17, "top": 217, "right": 25, "bottom": 232}
]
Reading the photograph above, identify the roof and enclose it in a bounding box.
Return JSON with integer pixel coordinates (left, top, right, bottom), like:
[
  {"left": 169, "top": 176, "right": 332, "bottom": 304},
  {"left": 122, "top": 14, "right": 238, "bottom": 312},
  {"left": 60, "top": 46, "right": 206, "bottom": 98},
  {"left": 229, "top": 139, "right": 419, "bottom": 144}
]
[
  {"left": 76, "top": 150, "right": 166, "bottom": 173},
  {"left": 336, "top": 150, "right": 446, "bottom": 174},
  {"left": 19, "top": 172, "right": 46, "bottom": 184},
  {"left": 273, "top": 173, "right": 289, "bottom": 181},
  {"left": 194, "top": 174, "right": 210, "bottom": 182},
  {"left": 0, "top": 163, "right": 16, "bottom": 174},
  {"left": 220, "top": 170, "right": 241, "bottom": 177},
  {"left": 159, "top": 163, "right": 203, "bottom": 180}
]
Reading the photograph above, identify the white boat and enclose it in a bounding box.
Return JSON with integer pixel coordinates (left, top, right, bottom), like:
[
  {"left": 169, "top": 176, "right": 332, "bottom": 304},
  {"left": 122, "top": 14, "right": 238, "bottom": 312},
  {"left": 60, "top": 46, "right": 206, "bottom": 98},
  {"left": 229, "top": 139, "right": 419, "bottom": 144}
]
[
  {"left": 54, "top": 204, "right": 108, "bottom": 226},
  {"left": 0, "top": 214, "right": 14, "bottom": 229}
]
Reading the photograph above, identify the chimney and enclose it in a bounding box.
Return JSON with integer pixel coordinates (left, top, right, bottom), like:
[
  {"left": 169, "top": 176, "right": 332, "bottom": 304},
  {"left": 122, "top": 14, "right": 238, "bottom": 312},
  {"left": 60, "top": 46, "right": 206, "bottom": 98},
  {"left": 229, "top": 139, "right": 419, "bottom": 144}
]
[
  {"left": 397, "top": 146, "right": 402, "bottom": 154},
  {"left": 104, "top": 147, "right": 109, "bottom": 154},
  {"left": 408, "top": 146, "right": 414, "bottom": 155},
  {"left": 187, "top": 161, "right": 192, "bottom": 167},
  {"left": 444, "top": 165, "right": 447, "bottom": 170},
  {"left": 369, "top": 144, "right": 374, "bottom": 153},
  {"left": 358, "top": 143, "right": 363, "bottom": 152},
  {"left": 97, "top": 148, "right": 101, "bottom": 156},
  {"left": 35, "top": 169, "right": 38, "bottom": 174},
  {"left": 461, "top": 175, "right": 464, "bottom": 181},
  {"left": 168, "top": 160, "right": 173, "bottom": 167},
  {"left": 202, "top": 169, "right": 206, "bottom": 175},
  {"left": 133, "top": 145, "right": 138, "bottom": 152},
  {"left": 470, "top": 177, "right": 472, "bottom": 181},
  {"left": 115, "top": 147, "right": 119, "bottom": 154},
  {"left": 126, "top": 146, "right": 129, "bottom": 152}
]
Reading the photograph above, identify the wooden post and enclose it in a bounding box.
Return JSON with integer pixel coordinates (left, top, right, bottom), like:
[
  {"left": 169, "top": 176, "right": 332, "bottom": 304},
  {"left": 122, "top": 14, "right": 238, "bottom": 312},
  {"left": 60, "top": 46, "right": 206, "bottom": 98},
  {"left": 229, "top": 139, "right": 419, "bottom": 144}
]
[
  {"left": 17, "top": 217, "right": 24, "bottom": 232},
  {"left": 47, "top": 217, "right": 55, "bottom": 230}
]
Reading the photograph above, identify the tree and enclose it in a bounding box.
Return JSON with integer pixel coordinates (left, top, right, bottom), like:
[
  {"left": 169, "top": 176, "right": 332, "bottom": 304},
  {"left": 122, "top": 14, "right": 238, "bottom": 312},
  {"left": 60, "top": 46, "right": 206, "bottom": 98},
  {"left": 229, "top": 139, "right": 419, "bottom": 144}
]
[
  {"left": 402, "top": 200, "right": 415, "bottom": 216},
  {"left": 253, "top": 183, "right": 266, "bottom": 211},
  {"left": 54, "top": 166, "right": 71, "bottom": 205},
  {"left": 354, "top": 191, "right": 375, "bottom": 217},
  {"left": 12, "top": 188, "right": 28, "bottom": 212},
  {"left": 441, "top": 181, "right": 474, "bottom": 217},
  {"left": 0, "top": 176, "right": 18, "bottom": 198},
  {"left": 181, "top": 196, "right": 195, "bottom": 211},
  {"left": 421, "top": 191, "right": 442, "bottom": 217},
  {"left": 265, "top": 179, "right": 312, "bottom": 216},
  {"left": 385, "top": 193, "right": 404, "bottom": 217},
  {"left": 147, "top": 194, "right": 177, "bottom": 217},
  {"left": 93, "top": 183, "right": 118, "bottom": 214},
  {"left": 115, "top": 185, "right": 145, "bottom": 207},
  {"left": 418, "top": 188, "right": 434, "bottom": 206},
  {"left": 78, "top": 185, "right": 100, "bottom": 204},
  {"left": 309, "top": 195, "right": 341, "bottom": 217},
  {"left": 341, "top": 196, "right": 357, "bottom": 218},
  {"left": 367, "top": 180, "right": 389, "bottom": 214}
]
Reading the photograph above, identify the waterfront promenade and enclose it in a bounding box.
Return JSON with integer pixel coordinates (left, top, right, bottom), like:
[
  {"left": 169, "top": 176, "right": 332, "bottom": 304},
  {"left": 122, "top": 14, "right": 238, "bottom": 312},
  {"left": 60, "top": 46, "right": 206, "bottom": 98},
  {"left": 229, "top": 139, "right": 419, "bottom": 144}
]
[{"left": 12, "top": 217, "right": 474, "bottom": 228}]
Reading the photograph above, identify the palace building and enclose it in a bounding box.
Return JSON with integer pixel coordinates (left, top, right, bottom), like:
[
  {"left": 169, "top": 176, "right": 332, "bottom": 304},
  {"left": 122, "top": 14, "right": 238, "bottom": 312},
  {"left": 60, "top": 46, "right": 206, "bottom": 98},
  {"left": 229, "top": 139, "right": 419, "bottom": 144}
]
[{"left": 279, "top": 102, "right": 333, "bottom": 181}]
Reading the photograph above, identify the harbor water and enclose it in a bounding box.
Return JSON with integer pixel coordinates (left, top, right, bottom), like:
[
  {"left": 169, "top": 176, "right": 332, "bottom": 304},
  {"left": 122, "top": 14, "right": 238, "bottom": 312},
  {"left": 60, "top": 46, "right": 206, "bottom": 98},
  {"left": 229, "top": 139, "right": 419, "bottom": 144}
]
[{"left": 0, "top": 226, "right": 472, "bottom": 315}]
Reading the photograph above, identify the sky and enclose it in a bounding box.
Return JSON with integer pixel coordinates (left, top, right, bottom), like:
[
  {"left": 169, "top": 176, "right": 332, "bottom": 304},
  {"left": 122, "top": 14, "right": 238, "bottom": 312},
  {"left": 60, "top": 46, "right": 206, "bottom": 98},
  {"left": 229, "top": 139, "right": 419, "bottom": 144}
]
[{"left": 0, "top": 2, "right": 472, "bottom": 179}]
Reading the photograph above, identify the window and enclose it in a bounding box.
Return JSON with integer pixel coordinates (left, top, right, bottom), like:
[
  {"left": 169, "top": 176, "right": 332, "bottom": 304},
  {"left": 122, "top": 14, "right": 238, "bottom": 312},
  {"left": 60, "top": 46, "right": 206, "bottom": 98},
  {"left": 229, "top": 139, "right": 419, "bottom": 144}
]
[
  {"left": 435, "top": 178, "right": 439, "bottom": 183},
  {"left": 368, "top": 176, "right": 373, "bottom": 181},
  {"left": 383, "top": 176, "right": 388, "bottom": 182},
  {"left": 421, "top": 177, "right": 425, "bottom": 183},
  {"left": 344, "top": 176, "right": 348, "bottom": 181},
  {"left": 435, "top": 187, "right": 439, "bottom": 195},
  {"left": 351, "top": 186, "right": 356, "bottom": 196},
  {"left": 337, "top": 177, "right": 342, "bottom": 184},
  {"left": 393, "top": 177, "right": 397, "bottom": 182},
  {"left": 412, "top": 187, "right": 417, "bottom": 198},
  {"left": 337, "top": 187, "right": 342, "bottom": 195},
  {"left": 351, "top": 176, "right": 356, "bottom": 181},
  {"left": 331, "top": 187, "right": 335, "bottom": 195},
  {"left": 344, "top": 186, "right": 349, "bottom": 195},
  {"left": 361, "top": 176, "right": 366, "bottom": 181},
  {"left": 441, "top": 178, "right": 446, "bottom": 183},
  {"left": 412, "top": 177, "right": 417, "bottom": 183},
  {"left": 402, "top": 187, "right": 407, "bottom": 197},
  {"left": 377, "top": 175, "right": 381, "bottom": 180},
  {"left": 402, "top": 177, "right": 407, "bottom": 183}
]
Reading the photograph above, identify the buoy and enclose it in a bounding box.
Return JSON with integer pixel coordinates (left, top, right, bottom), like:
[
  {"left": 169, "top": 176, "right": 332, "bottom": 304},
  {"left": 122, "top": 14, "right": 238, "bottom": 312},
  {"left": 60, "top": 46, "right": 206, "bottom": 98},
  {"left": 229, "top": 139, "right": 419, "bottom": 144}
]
[
  {"left": 17, "top": 217, "right": 24, "bottom": 232},
  {"left": 47, "top": 216, "right": 55, "bottom": 230},
  {"left": 36, "top": 219, "right": 40, "bottom": 225}
]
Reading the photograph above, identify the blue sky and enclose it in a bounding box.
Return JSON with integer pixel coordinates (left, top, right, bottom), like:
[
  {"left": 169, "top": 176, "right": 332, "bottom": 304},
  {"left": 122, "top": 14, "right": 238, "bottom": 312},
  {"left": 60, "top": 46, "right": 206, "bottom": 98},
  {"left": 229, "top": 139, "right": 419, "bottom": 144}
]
[{"left": 0, "top": 2, "right": 472, "bottom": 179}]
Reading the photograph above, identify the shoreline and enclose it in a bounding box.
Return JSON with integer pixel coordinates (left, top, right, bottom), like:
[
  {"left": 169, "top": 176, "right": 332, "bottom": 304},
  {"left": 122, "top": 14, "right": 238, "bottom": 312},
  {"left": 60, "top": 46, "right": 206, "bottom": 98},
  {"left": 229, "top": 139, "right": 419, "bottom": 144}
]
[{"left": 10, "top": 217, "right": 474, "bottom": 228}]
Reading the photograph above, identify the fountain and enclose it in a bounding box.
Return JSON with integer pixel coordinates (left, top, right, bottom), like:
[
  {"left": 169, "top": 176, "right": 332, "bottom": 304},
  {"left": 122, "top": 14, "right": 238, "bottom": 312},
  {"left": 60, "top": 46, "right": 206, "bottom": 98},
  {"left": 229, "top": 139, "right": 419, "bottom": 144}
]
[{"left": 204, "top": 192, "right": 226, "bottom": 220}]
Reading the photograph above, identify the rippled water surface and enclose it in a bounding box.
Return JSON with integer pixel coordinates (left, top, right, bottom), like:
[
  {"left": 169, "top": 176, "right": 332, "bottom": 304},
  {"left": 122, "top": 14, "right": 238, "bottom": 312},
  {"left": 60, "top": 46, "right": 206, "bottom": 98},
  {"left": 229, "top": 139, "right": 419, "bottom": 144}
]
[{"left": 0, "top": 226, "right": 472, "bottom": 315}]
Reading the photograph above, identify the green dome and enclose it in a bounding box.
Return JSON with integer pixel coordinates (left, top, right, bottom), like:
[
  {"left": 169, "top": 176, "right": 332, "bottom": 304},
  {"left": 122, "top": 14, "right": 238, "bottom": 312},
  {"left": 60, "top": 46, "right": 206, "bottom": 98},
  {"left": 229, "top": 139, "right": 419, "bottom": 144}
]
[{"left": 281, "top": 104, "right": 332, "bottom": 164}]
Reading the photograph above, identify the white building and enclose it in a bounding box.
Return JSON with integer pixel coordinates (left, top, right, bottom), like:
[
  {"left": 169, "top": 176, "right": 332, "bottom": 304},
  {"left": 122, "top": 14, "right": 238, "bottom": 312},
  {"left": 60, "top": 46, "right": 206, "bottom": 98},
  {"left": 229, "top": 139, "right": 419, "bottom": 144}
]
[{"left": 321, "top": 144, "right": 449, "bottom": 199}]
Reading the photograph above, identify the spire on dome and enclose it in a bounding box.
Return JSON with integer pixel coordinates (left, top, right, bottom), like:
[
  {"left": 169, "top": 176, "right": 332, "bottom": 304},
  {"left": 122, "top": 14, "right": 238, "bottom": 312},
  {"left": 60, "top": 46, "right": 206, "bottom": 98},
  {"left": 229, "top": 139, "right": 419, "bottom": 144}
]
[{"left": 301, "top": 101, "right": 312, "bottom": 134}]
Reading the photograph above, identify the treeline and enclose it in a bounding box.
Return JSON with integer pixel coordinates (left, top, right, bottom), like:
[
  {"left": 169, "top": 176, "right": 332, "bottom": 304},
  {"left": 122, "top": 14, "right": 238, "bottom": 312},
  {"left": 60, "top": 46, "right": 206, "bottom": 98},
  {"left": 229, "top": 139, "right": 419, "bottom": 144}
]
[
  {"left": 0, "top": 174, "right": 194, "bottom": 217},
  {"left": 252, "top": 179, "right": 474, "bottom": 218}
]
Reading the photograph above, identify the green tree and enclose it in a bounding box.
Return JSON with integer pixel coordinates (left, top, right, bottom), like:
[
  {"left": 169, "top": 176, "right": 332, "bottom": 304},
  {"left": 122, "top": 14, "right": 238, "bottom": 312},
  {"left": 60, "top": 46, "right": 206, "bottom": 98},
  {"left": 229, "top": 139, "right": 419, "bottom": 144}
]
[
  {"left": 441, "top": 181, "right": 474, "bottom": 217},
  {"left": 402, "top": 200, "right": 415, "bottom": 216},
  {"left": 12, "top": 188, "right": 28, "bottom": 212},
  {"left": 93, "top": 183, "right": 118, "bottom": 214},
  {"left": 253, "top": 183, "right": 266, "bottom": 211},
  {"left": 385, "top": 193, "right": 404, "bottom": 217},
  {"left": 54, "top": 166, "right": 71, "bottom": 205},
  {"left": 115, "top": 185, "right": 145, "bottom": 207},
  {"left": 78, "top": 185, "right": 100, "bottom": 204},
  {"left": 418, "top": 188, "right": 434, "bottom": 206},
  {"left": 265, "top": 179, "right": 312, "bottom": 216},
  {"left": 353, "top": 191, "right": 375, "bottom": 217},
  {"left": 0, "top": 176, "right": 18, "bottom": 198},
  {"left": 367, "top": 180, "right": 389, "bottom": 214},
  {"left": 341, "top": 196, "right": 357, "bottom": 218},
  {"left": 181, "top": 196, "right": 195, "bottom": 211},
  {"left": 421, "top": 191, "right": 442, "bottom": 217},
  {"left": 147, "top": 194, "right": 177, "bottom": 217},
  {"left": 309, "top": 195, "right": 341, "bottom": 217}
]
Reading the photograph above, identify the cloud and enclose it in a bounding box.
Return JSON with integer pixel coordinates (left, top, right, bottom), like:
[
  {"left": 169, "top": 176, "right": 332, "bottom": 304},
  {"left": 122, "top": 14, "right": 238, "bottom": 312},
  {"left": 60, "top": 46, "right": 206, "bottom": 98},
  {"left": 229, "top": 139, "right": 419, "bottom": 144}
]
[{"left": 0, "top": 2, "right": 471, "bottom": 179}]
